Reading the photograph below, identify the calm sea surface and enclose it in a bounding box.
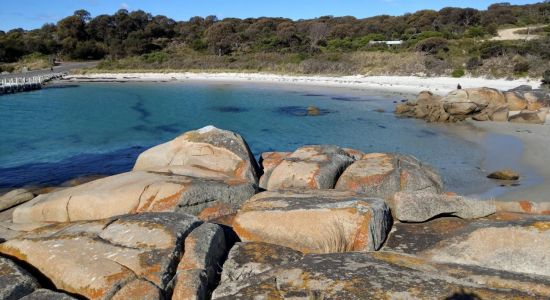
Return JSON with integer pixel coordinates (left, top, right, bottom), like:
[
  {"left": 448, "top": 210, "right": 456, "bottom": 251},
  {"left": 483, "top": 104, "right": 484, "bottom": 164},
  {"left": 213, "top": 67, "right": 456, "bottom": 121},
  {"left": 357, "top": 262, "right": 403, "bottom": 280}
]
[{"left": 0, "top": 81, "right": 502, "bottom": 194}]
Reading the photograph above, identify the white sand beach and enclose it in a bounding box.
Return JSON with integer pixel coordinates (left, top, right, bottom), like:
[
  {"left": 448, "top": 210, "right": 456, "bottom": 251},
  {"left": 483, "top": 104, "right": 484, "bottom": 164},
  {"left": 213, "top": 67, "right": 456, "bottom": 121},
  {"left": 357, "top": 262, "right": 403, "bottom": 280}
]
[{"left": 65, "top": 72, "right": 541, "bottom": 96}]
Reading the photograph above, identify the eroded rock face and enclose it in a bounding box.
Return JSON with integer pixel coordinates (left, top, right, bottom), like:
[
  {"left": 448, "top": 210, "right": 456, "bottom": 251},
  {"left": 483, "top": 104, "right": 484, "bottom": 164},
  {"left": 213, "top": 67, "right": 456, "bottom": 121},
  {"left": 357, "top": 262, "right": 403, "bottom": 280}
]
[
  {"left": 335, "top": 153, "right": 443, "bottom": 200},
  {"left": 213, "top": 242, "right": 549, "bottom": 299},
  {"left": 233, "top": 190, "right": 391, "bottom": 253},
  {"left": 509, "top": 110, "right": 547, "bottom": 124},
  {"left": 0, "top": 213, "right": 203, "bottom": 299},
  {"left": 264, "top": 145, "right": 355, "bottom": 190},
  {"left": 12, "top": 171, "right": 255, "bottom": 224},
  {"left": 133, "top": 125, "right": 261, "bottom": 185},
  {"left": 0, "top": 256, "right": 39, "bottom": 300},
  {"left": 0, "top": 189, "right": 35, "bottom": 212},
  {"left": 384, "top": 214, "right": 550, "bottom": 278},
  {"left": 391, "top": 191, "right": 495, "bottom": 222}
]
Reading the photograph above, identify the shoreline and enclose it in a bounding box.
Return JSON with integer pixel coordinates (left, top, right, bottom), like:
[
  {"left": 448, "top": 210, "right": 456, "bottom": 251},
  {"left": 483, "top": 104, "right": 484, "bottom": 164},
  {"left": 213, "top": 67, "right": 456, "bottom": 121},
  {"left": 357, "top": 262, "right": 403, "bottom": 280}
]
[
  {"left": 53, "top": 72, "right": 550, "bottom": 201},
  {"left": 64, "top": 72, "right": 541, "bottom": 96}
]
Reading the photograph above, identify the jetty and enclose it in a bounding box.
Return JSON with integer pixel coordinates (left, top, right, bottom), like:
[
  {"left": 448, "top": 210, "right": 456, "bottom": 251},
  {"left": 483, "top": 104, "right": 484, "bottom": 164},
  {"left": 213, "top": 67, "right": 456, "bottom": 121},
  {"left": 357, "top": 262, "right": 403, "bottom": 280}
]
[{"left": 0, "top": 73, "right": 65, "bottom": 95}]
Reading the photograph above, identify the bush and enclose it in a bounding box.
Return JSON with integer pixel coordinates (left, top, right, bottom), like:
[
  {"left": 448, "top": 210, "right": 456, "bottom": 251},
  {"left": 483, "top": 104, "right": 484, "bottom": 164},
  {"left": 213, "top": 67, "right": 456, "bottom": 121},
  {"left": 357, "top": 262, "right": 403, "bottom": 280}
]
[
  {"left": 543, "top": 70, "right": 550, "bottom": 85},
  {"left": 415, "top": 37, "right": 449, "bottom": 55},
  {"left": 513, "top": 61, "right": 530, "bottom": 74},
  {"left": 452, "top": 68, "right": 465, "bottom": 78},
  {"left": 478, "top": 41, "right": 507, "bottom": 59},
  {"left": 466, "top": 57, "right": 483, "bottom": 70}
]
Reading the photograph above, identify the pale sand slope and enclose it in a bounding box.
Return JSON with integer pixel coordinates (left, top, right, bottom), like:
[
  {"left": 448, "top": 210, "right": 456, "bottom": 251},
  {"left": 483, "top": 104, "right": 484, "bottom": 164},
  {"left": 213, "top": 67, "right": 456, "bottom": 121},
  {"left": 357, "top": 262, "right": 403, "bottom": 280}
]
[
  {"left": 469, "top": 120, "right": 550, "bottom": 202},
  {"left": 66, "top": 73, "right": 541, "bottom": 96}
]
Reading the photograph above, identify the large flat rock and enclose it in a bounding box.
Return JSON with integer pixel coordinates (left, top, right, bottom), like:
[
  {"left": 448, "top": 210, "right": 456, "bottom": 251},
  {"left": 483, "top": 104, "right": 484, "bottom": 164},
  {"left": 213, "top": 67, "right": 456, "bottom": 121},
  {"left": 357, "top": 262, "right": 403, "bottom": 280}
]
[
  {"left": 133, "top": 126, "right": 260, "bottom": 185},
  {"left": 383, "top": 213, "right": 550, "bottom": 277},
  {"left": 233, "top": 190, "right": 391, "bottom": 253},
  {"left": 0, "top": 213, "right": 203, "bottom": 299},
  {"left": 12, "top": 170, "right": 255, "bottom": 224},
  {"left": 213, "top": 242, "right": 550, "bottom": 299}
]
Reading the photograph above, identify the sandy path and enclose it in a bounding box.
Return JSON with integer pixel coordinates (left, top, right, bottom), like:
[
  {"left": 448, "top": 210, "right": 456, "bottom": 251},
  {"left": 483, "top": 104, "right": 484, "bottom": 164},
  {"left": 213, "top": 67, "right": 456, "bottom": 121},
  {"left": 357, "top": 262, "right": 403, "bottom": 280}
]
[{"left": 491, "top": 26, "right": 545, "bottom": 41}]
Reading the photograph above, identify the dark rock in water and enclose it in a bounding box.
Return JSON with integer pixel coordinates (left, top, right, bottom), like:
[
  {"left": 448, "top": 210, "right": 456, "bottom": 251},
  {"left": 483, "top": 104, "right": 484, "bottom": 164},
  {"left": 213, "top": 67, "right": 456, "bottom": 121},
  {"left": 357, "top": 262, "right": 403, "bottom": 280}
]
[
  {"left": 374, "top": 108, "right": 385, "bottom": 113},
  {"left": 276, "top": 106, "right": 333, "bottom": 116},
  {"left": 212, "top": 106, "right": 250, "bottom": 113},
  {"left": 487, "top": 169, "right": 520, "bottom": 180},
  {"left": 307, "top": 105, "right": 321, "bottom": 116}
]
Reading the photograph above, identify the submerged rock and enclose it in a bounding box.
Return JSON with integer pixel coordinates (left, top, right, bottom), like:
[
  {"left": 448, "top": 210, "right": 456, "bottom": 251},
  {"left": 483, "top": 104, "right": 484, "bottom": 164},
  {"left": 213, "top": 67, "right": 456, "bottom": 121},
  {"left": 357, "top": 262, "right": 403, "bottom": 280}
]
[{"left": 233, "top": 190, "right": 391, "bottom": 253}]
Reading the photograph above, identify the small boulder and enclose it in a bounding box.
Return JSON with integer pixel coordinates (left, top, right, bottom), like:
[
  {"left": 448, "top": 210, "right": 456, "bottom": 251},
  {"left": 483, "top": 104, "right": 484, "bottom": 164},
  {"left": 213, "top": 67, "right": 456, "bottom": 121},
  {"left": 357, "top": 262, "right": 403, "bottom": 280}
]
[
  {"left": 306, "top": 105, "right": 320, "bottom": 116},
  {"left": 133, "top": 126, "right": 261, "bottom": 185},
  {"left": 334, "top": 153, "right": 443, "bottom": 200},
  {"left": 391, "top": 191, "right": 496, "bottom": 222},
  {"left": 233, "top": 190, "right": 391, "bottom": 253},
  {"left": 264, "top": 145, "right": 354, "bottom": 190},
  {"left": 0, "top": 189, "right": 34, "bottom": 211},
  {"left": 487, "top": 169, "right": 520, "bottom": 180}
]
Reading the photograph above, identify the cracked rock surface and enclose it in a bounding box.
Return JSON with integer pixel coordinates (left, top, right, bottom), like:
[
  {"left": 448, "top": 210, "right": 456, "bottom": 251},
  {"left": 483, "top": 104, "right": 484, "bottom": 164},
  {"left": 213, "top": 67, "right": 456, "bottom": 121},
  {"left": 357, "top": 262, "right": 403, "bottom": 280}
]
[{"left": 0, "top": 212, "right": 203, "bottom": 299}]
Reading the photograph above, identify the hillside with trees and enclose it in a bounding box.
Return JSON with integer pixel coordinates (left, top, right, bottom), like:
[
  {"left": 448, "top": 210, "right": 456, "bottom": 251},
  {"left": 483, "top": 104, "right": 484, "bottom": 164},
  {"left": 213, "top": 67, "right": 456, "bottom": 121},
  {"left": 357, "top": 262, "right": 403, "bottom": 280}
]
[{"left": 1, "top": 2, "right": 550, "bottom": 78}]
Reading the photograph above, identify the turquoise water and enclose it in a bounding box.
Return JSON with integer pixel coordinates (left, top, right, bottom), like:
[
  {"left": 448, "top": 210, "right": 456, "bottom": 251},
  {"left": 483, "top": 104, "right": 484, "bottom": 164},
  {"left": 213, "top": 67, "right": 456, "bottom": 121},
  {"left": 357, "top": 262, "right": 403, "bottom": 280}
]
[{"left": 0, "top": 81, "right": 494, "bottom": 194}]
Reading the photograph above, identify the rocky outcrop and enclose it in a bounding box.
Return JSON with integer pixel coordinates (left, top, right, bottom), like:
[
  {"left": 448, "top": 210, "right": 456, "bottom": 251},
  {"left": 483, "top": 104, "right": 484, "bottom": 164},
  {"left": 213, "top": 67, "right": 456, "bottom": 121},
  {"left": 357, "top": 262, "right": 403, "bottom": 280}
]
[
  {"left": 263, "top": 145, "right": 355, "bottom": 190},
  {"left": 0, "top": 212, "right": 225, "bottom": 299},
  {"left": 134, "top": 125, "right": 260, "bottom": 185},
  {"left": 396, "top": 86, "right": 549, "bottom": 124},
  {"left": 0, "top": 256, "right": 40, "bottom": 299},
  {"left": 334, "top": 153, "right": 443, "bottom": 200},
  {"left": 12, "top": 171, "right": 255, "bottom": 224},
  {"left": 0, "top": 189, "right": 34, "bottom": 212},
  {"left": 391, "top": 191, "right": 496, "bottom": 222},
  {"left": 213, "top": 241, "right": 550, "bottom": 299},
  {"left": 384, "top": 213, "right": 550, "bottom": 278},
  {"left": 233, "top": 190, "right": 391, "bottom": 253}
]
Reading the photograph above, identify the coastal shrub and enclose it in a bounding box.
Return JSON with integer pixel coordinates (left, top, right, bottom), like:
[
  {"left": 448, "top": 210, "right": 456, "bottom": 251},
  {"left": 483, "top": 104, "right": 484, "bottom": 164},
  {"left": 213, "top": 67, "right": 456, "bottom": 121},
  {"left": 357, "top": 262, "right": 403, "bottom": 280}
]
[
  {"left": 415, "top": 37, "right": 449, "bottom": 55},
  {"left": 452, "top": 68, "right": 465, "bottom": 78},
  {"left": 466, "top": 57, "right": 483, "bottom": 70},
  {"left": 543, "top": 70, "right": 550, "bottom": 85},
  {"left": 513, "top": 61, "right": 530, "bottom": 74}
]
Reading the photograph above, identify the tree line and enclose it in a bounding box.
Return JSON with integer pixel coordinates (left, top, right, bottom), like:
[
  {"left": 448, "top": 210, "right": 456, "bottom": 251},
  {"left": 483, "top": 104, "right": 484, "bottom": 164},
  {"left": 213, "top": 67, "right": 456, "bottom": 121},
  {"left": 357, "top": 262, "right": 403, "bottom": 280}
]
[{"left": 1, "top": 2, "right": 549, "bottom": 63}]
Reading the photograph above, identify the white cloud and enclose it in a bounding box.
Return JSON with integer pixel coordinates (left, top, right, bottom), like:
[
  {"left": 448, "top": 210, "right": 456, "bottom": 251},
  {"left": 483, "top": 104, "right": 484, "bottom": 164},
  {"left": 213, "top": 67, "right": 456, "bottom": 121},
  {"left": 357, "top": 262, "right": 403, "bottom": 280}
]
[{"left": 120, "top": 3, "right": 129, "bottom": 9}]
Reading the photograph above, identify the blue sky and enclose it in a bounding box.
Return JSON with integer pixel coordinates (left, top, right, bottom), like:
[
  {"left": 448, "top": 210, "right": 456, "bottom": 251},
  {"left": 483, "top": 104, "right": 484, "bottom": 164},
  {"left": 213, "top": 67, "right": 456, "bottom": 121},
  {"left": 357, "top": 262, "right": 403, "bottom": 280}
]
[{"left": 0, "top": 0, "right": 541, "bottom": 31}]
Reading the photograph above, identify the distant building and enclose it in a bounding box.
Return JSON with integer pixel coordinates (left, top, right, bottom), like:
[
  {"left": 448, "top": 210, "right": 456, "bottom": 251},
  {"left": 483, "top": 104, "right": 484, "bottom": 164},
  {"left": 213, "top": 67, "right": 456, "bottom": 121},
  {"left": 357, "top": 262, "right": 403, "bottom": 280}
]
[{"left": 368, "top": 40, "right": 404, "bottom": 47}]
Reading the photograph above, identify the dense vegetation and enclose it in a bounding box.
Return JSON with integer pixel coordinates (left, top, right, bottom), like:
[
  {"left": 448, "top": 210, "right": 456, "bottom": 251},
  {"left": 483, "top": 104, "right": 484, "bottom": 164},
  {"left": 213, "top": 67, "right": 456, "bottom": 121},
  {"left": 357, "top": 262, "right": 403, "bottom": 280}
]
[{"left": 1, "top": 2, "right": 550, "bottom": 77}]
